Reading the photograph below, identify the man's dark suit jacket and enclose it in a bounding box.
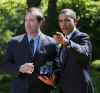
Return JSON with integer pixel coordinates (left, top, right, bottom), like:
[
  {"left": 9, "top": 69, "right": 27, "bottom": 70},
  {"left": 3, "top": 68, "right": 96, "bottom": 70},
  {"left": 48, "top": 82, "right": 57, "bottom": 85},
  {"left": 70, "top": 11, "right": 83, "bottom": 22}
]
[
  {"left": 3, "top": 32, "right": 58, "bottom": 93},
  {"left": 59, "top": 29, "right": 94, "bottom": 93}
]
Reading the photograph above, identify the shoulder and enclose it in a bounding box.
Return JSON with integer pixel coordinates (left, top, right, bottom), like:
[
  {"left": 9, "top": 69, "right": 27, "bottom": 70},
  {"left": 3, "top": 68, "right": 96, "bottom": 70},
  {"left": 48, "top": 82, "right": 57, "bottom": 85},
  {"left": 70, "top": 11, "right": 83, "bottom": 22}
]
[
  {"left": 11, "top": 33, "right": 26, "bottom": 42},
  {"left": 8, "top": 33, "right": 26, "bottom": 46},
  {"left": 41, "top": 33, "right": 57, "bottom": 44},
  {"left": 74, "top": 29, "right": 90, "bottom": 39}
]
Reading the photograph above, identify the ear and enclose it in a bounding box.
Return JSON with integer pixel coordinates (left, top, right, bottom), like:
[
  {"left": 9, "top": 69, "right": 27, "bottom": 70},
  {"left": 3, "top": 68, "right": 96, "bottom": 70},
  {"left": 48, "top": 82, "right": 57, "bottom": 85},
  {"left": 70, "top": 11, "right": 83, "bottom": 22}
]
[
  {"left": 74, "top": 18, "right": 78, "bottom": 25},
  {"left": 40, "top": 20, "right": 43, "bottom": 26}
]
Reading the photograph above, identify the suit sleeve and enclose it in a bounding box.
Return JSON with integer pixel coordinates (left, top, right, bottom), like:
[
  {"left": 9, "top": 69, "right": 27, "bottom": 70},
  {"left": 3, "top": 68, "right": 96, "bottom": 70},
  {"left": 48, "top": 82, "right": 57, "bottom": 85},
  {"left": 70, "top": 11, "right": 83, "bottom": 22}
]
[
  {"left": 66, "top": 33, "right": 92, "bottom": 64},
  {"left": 46, "top": 42, "right": 62, "bottom": 86},
  {"left": 51, "top": 44, "right": 62, "bottom": 85},
  {"left": 2, "top": 40, "right": 21, "bottom": 76}
]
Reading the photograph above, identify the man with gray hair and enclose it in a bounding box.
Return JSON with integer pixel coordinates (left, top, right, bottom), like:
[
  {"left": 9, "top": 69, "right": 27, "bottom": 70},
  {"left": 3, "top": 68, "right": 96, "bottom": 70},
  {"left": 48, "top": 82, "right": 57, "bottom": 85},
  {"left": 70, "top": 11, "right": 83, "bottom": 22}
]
[{"left": 53, "top": 8, "right": 94, "bottom": 93}]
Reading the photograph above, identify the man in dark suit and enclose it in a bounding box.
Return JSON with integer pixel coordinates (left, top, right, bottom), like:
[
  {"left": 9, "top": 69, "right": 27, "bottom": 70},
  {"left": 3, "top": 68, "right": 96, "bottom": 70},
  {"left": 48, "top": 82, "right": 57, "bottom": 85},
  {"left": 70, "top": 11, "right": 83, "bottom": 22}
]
[
  {"left": 53, "top": 9, "right": 94, "bottom": 93},
  {"left": 2, "top": 7, "right": 58, "bottom": 93}
]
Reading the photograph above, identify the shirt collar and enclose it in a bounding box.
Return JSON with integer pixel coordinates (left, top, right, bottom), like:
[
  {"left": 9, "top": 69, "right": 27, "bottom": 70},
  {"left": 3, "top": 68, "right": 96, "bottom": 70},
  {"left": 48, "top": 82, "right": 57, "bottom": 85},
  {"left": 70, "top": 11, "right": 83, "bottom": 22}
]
[
  {"left": 66, "top": 27, "right": 76, "bottom": 40},
  {"left": 27, "top": 32, "right": 40, "bottom": 42}
]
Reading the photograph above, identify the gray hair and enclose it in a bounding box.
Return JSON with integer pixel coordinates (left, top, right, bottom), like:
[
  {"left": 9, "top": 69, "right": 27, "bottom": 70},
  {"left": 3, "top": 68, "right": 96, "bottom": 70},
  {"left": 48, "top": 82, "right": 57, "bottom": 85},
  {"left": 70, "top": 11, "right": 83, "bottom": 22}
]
[{"left": 59, "top": 9, "right": 76, "bottom": 19}]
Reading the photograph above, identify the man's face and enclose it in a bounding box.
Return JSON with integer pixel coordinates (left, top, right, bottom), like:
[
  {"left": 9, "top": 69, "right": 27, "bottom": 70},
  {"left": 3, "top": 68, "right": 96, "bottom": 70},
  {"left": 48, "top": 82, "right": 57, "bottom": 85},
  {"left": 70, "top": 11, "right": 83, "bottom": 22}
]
[
  {"left": 58, "top": 13, "right": 76, "bottom": 35},
  {"left": 25, "top": 12, "right": 41, "bottom": 35}
]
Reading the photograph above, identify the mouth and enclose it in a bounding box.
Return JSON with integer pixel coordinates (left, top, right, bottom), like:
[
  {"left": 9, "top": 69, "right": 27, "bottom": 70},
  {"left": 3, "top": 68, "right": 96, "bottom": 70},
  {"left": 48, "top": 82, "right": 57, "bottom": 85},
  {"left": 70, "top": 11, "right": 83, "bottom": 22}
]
[
  {"left": 61, "top": 28, "right": 69, "bottom": 34},
  {"left": 62, "top": 27, "right": 68, "bottom": 30},
  {"left": 62, "top": 28, "right": 68, "bottom": 31}
]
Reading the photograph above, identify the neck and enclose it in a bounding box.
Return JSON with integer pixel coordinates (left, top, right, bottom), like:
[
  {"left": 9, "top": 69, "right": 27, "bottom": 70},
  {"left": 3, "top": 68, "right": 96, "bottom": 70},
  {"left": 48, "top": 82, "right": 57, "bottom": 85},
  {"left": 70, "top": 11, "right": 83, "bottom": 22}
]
[
  {"left": 66, "top": 27, "right": 75, "bottom": 35},
  {"left": 28, "top": 29, "right": 40, "bottom": 38}
]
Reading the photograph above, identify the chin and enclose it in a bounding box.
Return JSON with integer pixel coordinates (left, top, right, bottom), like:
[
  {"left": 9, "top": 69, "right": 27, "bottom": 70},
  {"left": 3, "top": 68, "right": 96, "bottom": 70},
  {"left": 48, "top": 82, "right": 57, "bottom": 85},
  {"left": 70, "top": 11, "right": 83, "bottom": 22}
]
[{"left": 62, "top": 30, "right": 68, "bottom": 35}]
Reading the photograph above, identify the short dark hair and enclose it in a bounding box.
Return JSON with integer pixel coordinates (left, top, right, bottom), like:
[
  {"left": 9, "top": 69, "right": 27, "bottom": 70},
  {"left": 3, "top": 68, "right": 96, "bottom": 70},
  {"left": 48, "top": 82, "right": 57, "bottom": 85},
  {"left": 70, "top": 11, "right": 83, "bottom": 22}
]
[
  {"left": 59, "top": 9, "right": 76, "bottom": 19},
  {"left": 26, "top": 7, "right": 43, "bottom": 22}
]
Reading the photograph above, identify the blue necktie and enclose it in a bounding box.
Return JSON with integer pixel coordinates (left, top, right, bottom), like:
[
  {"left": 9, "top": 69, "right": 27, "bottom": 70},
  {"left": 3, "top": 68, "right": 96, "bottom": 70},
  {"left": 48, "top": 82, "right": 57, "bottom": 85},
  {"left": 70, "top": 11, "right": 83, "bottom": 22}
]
[{"left": 30, "top": 39, "right": 34, "bottom": 55}]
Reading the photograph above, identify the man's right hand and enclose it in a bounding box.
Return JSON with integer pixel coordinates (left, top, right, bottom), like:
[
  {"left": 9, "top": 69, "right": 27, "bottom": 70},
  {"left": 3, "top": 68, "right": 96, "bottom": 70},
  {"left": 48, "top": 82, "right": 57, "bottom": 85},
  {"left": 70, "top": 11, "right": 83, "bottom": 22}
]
[
  {"left": 53, "top": 32, "right": 69, "bottom": 45},
  {"left": 19, "top": 63, "right": 34, "bottom": 74},
  {"left": 38, "top": 74, "right": 56, "bottom": 87}
]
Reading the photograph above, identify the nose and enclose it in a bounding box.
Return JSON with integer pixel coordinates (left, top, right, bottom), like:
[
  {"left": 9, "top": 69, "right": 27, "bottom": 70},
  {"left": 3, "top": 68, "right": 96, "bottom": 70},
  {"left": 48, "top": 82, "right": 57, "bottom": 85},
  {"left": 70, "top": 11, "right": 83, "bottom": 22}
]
[
  {"left": 62, "top": 21, "right": 66, "bottom": 27},
  {"left": 25, "top": 20, "right": 31, "bottom": 28},
  {"left": 61, "top": 20, "right": 67, "bottom": 25},
  {"left": 27, "top": 20, "right": 30, "bottom": 24}
]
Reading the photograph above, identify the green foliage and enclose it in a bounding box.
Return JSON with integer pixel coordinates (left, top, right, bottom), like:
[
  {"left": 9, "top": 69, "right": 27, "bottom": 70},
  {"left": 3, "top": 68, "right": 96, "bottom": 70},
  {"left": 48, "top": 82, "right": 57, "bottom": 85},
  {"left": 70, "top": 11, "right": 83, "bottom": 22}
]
[
  {"left": 91, "top": 60, "right": 100, "bottom": 70},
  {"left": 91, "top": 60, "right": 100, "bottom": 93},
  {"left": 0, "top": 0, "right": 26, "bottom": 35},
  {"left": 91, "top": 69, "right": 100, "bottom": 93},
  {"left": 0, "top": 0, "right": 26, "bottom": 62},
  {"left": 0, "top": 74, "right": 13, "bottom": 93}
]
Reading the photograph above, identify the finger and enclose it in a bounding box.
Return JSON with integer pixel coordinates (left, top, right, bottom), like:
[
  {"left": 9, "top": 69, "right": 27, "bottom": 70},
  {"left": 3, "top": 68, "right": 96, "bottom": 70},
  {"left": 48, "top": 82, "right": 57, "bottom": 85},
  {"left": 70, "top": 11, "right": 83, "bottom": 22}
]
[
  {"left": 38, "top": 76, "right": 46, "bottom": 82},
  {"left": 54, "top": 34, "right": 62, "bottom": 40},
  {"left": 56, "top": 32, "right": 64, "bottom": 38},
  {"left": 50, "top": 76, "right": 54, "bottom": 80},
  {"left": 31, "top": 68, "right": 34, "bottom": 72},
  {"left": 52, "top": 74, "right": 56, "bottom": 80},
  {"left": 53, "top": 35, "right": 60, "bottom": 42},
  {"left": 29, "top": 67, "right": 34, "bottom": 72},
  {"left": 53, "top": 35, "right": 57, "bottom": 39},
  {"left": 28, "top": 63, "right": 34, "bottom": 67},
  {"left": 49, "top": 74, "right": 55, "bottom": 80},
  {"left": 23, "top": 67, "right": 33, "bottom": 73},
  {"left": 43, "top": 76, "right": 49, "bottom": 80},
  {"left": 56, "top": 32, "right": 62, "bottom": 36},
  {"left": 25, "top": 70, "right": 33, "bottom": 74},
  {"left": 20, "top": 69, "right": 25, "bottom": 73},
  {"left": 25, "top": 63, "right": 33, "bottom": 66},
  {"left": 38, "top": 76, "right": 54, "bottom": 86},
  {"left": 25, "top": 64, "right": 34, "bottom": 69}
]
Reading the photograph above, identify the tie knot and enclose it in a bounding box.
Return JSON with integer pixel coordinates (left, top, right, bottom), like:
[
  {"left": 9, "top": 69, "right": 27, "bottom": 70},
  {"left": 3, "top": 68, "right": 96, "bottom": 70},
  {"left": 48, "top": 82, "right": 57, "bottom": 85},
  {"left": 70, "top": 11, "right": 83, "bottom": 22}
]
[
  {"left": 30, "top": 39, "right": 34, "bottom": 48},
  {"left": 30, "top": 39, "right": 34, "bottom": 43},
  {"left": 65, "top": 36, "right": 68, "bottom": 39}
]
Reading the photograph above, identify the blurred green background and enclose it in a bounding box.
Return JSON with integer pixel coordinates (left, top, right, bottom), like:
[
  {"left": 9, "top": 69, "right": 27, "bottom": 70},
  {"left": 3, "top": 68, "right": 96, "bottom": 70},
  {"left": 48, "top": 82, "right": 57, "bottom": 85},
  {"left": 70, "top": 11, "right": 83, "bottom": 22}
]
[{"left": 0, "top": 0, "right": 100, "bottom": 93}]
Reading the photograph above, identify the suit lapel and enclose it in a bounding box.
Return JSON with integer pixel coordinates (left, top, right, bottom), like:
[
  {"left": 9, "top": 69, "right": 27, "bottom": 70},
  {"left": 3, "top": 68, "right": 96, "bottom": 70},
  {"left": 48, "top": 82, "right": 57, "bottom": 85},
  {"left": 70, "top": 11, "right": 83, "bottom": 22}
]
[
  {"left": 22, "top": 34, "right": 33, "bottom": 60},
  {"left": 70, "top": 29, "right": 79, "bottom": 40}
]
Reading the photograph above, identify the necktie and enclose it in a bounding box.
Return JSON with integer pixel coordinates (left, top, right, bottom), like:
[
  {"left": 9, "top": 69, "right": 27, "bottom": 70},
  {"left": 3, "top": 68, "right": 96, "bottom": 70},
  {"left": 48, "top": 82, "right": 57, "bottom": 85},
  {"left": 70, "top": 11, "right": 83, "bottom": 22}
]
[
  {"left": 65, "top": 36, "right": 68, "bottom": 40},
  {"left": 30, "top": 39, "right": 34, "bottom": 55}
]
